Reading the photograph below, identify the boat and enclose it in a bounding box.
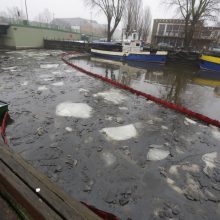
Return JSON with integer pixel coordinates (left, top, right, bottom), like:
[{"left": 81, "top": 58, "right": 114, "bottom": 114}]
[
  {"left": 91, "top": 32, "right": 168, "bottom": 64},
  {"left": 200, "top": 54, "right": 220, "bottom": 72},
  {"left": 0, "top": 100, "right": 8, "bottom": 123}
]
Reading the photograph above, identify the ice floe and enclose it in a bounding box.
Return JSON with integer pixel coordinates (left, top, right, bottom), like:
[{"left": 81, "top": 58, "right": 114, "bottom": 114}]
[
  {"left": 52, "top": 82, "right": 64, "bottom": 86},
  {"left": 161, "top": 125, "right": 169, "bottom": 130},
  {"left": 147, "top": 145, "right": 170, "bottom": 161},
  {"left": 211, "top": 127, "right": 220, "bottom": 140},
  {"left": 119, "top": 107, "right": 128, "bottom": 111},
  {"left": 185, "top": 117, "right": 197, "bottom": 125},
  {"left": 65, "top": 127, "right": 73, "bottom": 132},
  {"left": 100, "top": 124, "right": 137, "bottom": 141},
  {"left": 40, "top": 64, "right": 59, "bottom": 69},
  {"left": 166, "top": 178, "right": 183, "bottom": 194},
  {"left": 2, "top": 66, "right": 17, "bottom": 71},
  {"left": 202, "top": 152, "right": 219, "bottom": 175},
  {"left": 169, "top": 164, "right": 200, "bottom": 176},
  {"left": 56, "top": 102, "right": 92, "bottom": 118},
  {"left": 38, "top": 86, "right": 48, "bottom": 91},
  {"left": 102, "top": 152, "right": 116, "bottom": 166},
  {"left": 21, "top": 81, "right": 28, "bottom": 86},
  {"left": 93, "top": 89, "right": 127, "bottom": 104},
  {"left": 79, "top": 88, "right": 89, "bottom": 93}
]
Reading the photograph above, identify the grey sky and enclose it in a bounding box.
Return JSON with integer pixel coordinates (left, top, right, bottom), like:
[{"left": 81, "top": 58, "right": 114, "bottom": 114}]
[{"left": 1, "top": 0, "right": 175, "bottom": 24}]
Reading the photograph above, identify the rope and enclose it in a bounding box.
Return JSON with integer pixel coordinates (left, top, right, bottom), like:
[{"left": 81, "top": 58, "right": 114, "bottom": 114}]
[
  {"left": 0, "top": 111, "right": 9, "bottom": 145},
  {"left": 61, "top": 52, "right": 220, "bottom": 128}
]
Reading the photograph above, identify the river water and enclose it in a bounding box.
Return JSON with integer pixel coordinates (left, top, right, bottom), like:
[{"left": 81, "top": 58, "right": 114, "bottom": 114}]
[
  {"left": 72, "top": 56, "right": 220, "bottom": 121},
  {"left": 1, "top": 50, "right": 220, "bottom": 220}
]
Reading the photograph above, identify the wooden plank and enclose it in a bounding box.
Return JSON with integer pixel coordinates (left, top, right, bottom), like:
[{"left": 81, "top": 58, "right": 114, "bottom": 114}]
[
  {"left": 0, "top": 161, "right": 62, "bottom": 220},
  {"left": 0, "top": 145, "right": 101, "bottom": 220}
]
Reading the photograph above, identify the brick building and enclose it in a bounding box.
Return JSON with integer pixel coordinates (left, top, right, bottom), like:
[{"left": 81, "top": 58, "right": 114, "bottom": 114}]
[{"left": 151, "top": 19, "right": 220, "bottom": 50}]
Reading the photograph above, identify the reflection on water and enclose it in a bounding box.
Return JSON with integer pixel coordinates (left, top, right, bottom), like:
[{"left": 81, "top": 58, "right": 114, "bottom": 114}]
[{"left": 72, "top": 56, "right": 220, "bottom": 121}]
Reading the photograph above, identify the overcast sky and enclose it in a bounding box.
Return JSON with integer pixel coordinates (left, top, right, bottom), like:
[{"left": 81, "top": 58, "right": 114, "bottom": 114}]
[{"left": 1, "top": 0, "right": 175, "bottom": 24}]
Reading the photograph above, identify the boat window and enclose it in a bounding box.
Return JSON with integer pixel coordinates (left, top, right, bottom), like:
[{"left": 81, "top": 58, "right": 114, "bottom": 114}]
[{"left": 136, "top": 43, "right": 140, "bottom": 46}]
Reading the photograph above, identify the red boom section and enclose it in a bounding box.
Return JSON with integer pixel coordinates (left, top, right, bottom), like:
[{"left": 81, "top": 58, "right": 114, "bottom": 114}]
[
  {"left": 0, "top": 111, "right": 9, "bottom": 145},
  {"left": 62, "top": 52, "right": 220, "bottom": 128}
]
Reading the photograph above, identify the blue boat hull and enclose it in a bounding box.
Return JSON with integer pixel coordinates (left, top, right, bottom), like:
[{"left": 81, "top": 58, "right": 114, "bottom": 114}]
[
  {"left": 200, "top": 60, "right": 220, "bottom": 72},
  {"left": 91, "top": 51, "right": 167, "bottom": 64}
]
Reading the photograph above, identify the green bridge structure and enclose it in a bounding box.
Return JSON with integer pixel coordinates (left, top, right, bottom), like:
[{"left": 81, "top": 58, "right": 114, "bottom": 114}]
[{"left": 0, "top": 18, "right": 102, "bottom": 49}]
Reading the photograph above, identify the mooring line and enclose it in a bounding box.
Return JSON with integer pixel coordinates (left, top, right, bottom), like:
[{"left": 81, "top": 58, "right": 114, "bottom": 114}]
[{"left": 61, "top": 52, "right": 220, "bottom": 128}]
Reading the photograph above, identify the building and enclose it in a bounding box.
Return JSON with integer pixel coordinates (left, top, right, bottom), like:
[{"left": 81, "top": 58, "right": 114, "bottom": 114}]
[{"left": 151, "top": 19, "right": 220, "bottom": 50}]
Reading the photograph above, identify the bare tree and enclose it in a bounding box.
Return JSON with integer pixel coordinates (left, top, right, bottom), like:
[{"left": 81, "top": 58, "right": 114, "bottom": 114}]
[
  {"left": 0, "top": 7, "right": 25, "bottom": 20},
  {"left": 35, "top": 8, "right": 53, "bottom": 23},
  {"left": 123, "top": 0, "right": 135, "bottom": 37},
  {"left": 85, "top": 0, "right": 127, "bottom": 41},
  {"left": 142, "top": 6, "right": 152, "bottom": 42},
  {"left": 167, "top": 0, "right": 220, "bottom": 49},
  {"left": 123, "top": 0, "right": 152, "bottom": 41}
]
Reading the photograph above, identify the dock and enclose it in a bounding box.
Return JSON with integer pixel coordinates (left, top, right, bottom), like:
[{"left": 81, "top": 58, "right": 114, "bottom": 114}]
[{"left": 0, "top": 140, "right": 101, "bottom": 220}]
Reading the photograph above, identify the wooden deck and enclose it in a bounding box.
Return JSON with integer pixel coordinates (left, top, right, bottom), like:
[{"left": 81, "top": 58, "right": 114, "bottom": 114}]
[{"left": 0, "top": 140, "right": 101, "bottom": 220}]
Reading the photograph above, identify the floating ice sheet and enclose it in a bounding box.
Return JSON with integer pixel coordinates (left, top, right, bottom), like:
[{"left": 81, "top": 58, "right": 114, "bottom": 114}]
[
  {"left": 185, "top": 117, "right": 197, "bottom": 125},
  {"left": 119, "top": 106, "right": 128, "bottom": 111},
  {"left": 38, "top": 86, "right": 48, "bottom": 91},
  {"left": 56, "top": 102, "right": 92, "bottom": 118},
  {"left": 2, "top": 66, "right": 17, "bottom": 71},
  {"left": 202, "top": 152, "right": 219, "bottom": 175},
  {"left": 65, "top": 127, "right": 73, "bottom": 132},
  {"left": 100, "top": 124, "right": 137, "bottom": 141},
  {"left": 21, "top": 81, "right": 28, "bottom": 86},
  {"left": 211, "top": 127, "right": 220, "bottom": 140},
  {"left": 52, "top": 82, "right": 64, "bottom": 86},
  {"left": 102, "top": 152, "right": 116, "bottom": 166},
  {"left": 40, "top": 64, "right": 59, "bottom": 69},
  {"left": 147, "top": 146, "right": 170, "bottom": 161},
  {"left": 94, "top": 89, "right": 127, "bottom": 104}
]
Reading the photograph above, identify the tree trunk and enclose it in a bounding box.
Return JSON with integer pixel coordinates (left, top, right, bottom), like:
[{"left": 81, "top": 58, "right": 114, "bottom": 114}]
[
  {"left": 184, "top": 20, "right": 189, "bottom": 49},
  {"left": 187, "top": 22, "right": 196, "bottom": 49},
  {"left": 107, "top": 18, "right": 112, "bottom": 42}
]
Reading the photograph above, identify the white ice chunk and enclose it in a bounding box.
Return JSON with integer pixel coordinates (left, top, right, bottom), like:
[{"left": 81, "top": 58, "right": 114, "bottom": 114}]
[
  {"left": 79, "top": 88, "right": 89, "bottom": 93},
  {"left": 94, "top": 89, "right": 127, "bottom": 104},
  {"left": 119, "top": 107, "right": 128, "bottom": 111},
  {"left": 211, "top": 127, "right": 220, "bottom": 141},
  {"left": 202, "top": 152, "right": 218, "bottom": 175},
  {"left": 2, "top": 66, "right": 17, "bottom": 71},
  {"left": 40, "top": 64, "right": 59, "bottom": 69},
  {"left": 38, "top": 86, "right": 48, "bottom": 91},
  {"left": 169, "top": 164, "right": 200, "bottom": 176},
  {"left": 185, "top": 117, "right": 197, "bottom": 125},
  {"left": 56, "top": 102, "right": 92, "bottom": 118},
  {"left": 166, "top": 178, "right": 183, "bottom": 194},
  {"left": 102, "top": 152, "right": 116, "bottom": 166},
  {"left": 147, "top": 148, "right": 170, "bottom": 161},
  {"left": 65, "top": 127, "right": 73, "bottom": 132},
  {"left": 52, "top": 82, "right": 64, "bottom": 86},
  {"left": 161, "top": 125, "right": 168, "bottom": 130},
  {"left": 100, "top": 124, "right": 137, "bottom": 141},
  {"left": 43, "top": 77, "right": 54, "bottom": 81},
  {"left": 21, "top": 81, "right": 28, "bottom": 86}
]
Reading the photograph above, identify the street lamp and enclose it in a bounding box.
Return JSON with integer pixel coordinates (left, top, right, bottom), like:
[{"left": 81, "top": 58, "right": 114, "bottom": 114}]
[{"left": 24, "top": 0, "right": 29, "bottom": 21}]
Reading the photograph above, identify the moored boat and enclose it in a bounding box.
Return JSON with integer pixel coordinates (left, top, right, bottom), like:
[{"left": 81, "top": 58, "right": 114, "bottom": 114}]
[
  {"left": 91, "top": 32, "right": 168, "bottom": 64},
  {"left": 200, "top": 54, "right": 220, "bottom": 72},
  {"left": 91, "top": 49, "right": 167, "bottom": 64}
]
